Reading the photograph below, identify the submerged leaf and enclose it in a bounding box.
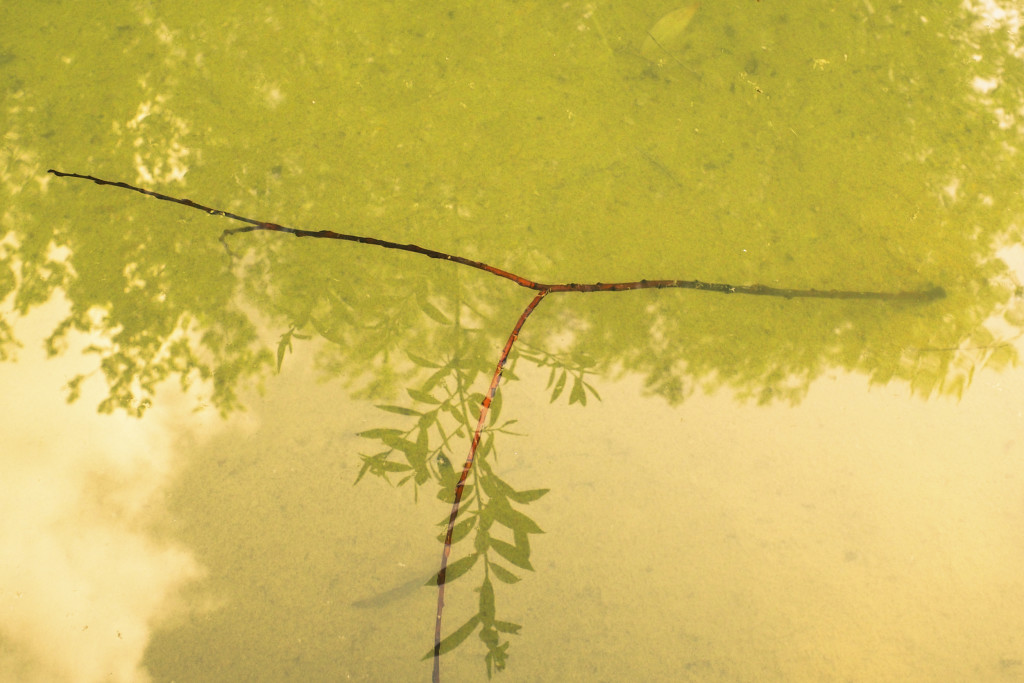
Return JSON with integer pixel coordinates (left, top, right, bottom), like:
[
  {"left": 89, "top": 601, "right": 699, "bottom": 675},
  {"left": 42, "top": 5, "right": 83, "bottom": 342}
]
[
  {"left": 488, "top": 390, "right": 503, "bottom": 425},
  {"left": 550, "top": 370, "right": 567, "bottom": 402},
  {"left": 437, "top": 516, "right": 476, "bottom": 544},
  {"left": 408, "top": 387, "right": 442, "bottom": 404},
  {"left": 422, "top": 614, "right": 481, "bottom": 659},
  {"left": 506, "top": 487, "right": 549, "bottom": 504},
  {"left": 420, "top": 299, "right": 452, "bottom": 325},
  {"left": 489, "top": 562, "right": 521, "bottom": 585},
  {"left": 641, "top": 3, "right": 699, "bottom": 63},
  {"left": 440, "top": 553, "right": 480, "bottom": 584},
  {"left": 479, "top": 576, "right": 495, "bottom": 621},
  {"left": 374, "top": 460, "right": 414, "bottom": 473},
  {"left": 491, "top": 502, "right": 544, "bottom": 535},
  {"left": 275, "top": 329, "right": 293, "bottom": 373},
  {"left": 375, "top": 404, "right": 422, "bottom": 416},
  {"left": 489, "top": 538, "right": 534, "bottom": 571},
  {"left": 569, "top": 376, "right": 587, "bottom": 405},
  {"left": 437, "top": 483, "right": 472, "bottom": 503}
]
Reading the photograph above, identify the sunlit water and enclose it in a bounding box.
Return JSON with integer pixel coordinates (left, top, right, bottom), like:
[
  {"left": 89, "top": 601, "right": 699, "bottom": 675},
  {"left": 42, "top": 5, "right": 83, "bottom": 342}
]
[{"left": 3, "top": 1, "right": 1024, "bottom": 681}]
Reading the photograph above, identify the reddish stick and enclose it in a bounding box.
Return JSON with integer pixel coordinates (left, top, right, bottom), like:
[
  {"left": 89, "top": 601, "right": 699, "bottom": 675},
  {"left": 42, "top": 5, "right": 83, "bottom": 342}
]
[
  {"left": 432, "top": 290, "right": 547, "bottom": 683},
  {"left": 47, "top": 169, "right": 946, "bottom": 681}
]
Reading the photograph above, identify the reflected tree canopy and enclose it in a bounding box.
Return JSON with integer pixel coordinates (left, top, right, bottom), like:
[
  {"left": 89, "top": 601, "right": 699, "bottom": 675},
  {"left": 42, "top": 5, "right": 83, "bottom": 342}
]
[
  {"left": 2, "top": 0, "right": 1023, "bottom": 676},
  {"left": 3, "top": 2, "right": 1021, "bottom": 417}
]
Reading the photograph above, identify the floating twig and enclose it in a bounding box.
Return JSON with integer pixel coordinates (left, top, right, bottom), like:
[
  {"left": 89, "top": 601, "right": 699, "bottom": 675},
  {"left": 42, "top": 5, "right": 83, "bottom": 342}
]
[
  {"left": 47, "top": 168, "right": 945, "bottom": 681},
  {"left": 47, "top": 170, "right": 945, "bottom": 302}
]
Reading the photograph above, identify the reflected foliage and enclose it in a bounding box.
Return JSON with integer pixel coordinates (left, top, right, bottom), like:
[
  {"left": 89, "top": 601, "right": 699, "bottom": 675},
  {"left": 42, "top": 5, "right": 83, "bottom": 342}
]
[
  {"left": 3, "top": 1, "right": 1021, "bottom": 418},
  {"left": 304, "top": 295, "right": 554, "bottom": 673}
]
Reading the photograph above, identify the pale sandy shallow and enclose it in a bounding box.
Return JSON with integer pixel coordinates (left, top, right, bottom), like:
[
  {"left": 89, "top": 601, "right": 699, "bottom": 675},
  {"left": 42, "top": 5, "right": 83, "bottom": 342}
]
[{"left": 2, "top": 290, "right": 1021, "bottom": 682}]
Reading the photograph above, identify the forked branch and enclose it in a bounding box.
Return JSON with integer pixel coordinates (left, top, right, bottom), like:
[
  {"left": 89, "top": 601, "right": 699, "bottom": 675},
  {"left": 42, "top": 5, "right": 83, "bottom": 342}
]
[{"left": 48, "top": 168, "right": 945, "bottom": 682}]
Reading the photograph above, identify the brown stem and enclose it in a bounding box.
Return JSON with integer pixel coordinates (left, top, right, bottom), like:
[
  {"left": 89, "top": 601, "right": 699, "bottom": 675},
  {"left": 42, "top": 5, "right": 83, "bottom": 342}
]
[
  {"left": 46, "top": 170, "right": 945, "bottom": 302},
  {"left": 432, "top": 291, "right": 547, "bottom": 683}
]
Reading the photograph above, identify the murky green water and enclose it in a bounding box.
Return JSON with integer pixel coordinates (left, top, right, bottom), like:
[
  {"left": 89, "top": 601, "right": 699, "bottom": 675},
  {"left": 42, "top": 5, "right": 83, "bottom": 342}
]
[{"left": 3, "top": 1, "right": 1024, "bottom": 681}]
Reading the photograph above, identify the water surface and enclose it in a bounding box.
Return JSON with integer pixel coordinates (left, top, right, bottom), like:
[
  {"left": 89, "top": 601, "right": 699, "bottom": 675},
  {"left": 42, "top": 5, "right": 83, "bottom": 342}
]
[{"left": 2, "top": 1, "right": 1023, "bottom": 681}]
